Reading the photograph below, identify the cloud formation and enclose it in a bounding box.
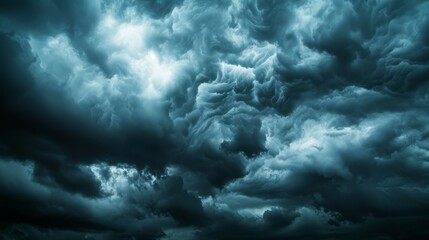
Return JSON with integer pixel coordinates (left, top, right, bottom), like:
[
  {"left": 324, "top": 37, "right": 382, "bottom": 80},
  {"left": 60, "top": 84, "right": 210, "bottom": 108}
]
[{"left": 1, "top": 0, "right": 429, "bottom": 239}]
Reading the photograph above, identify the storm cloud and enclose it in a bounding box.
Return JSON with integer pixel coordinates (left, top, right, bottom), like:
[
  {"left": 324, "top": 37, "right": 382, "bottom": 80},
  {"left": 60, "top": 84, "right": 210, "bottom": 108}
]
[{"left": 1, "top": 0, "right": 429, "bottom": 239}]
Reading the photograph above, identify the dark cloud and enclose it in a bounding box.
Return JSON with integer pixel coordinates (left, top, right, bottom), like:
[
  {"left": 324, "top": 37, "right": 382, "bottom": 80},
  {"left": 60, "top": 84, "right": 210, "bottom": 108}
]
[
  {"left": 134, "top": 0, "right": 184, "bottom": 19},
  {"left": 221, "top": 117, "right": 266, "bottom": 157},
  {"left": 0, "top": 161, "right": 111, "bottom": 232},
  {"left": 32, "top": 161, "right": 103, "bottom": 198},
  {"left": 152, "top": 176, "right": 204, "bottom": 225},
  {"left": 1, "top": 0, "right": 429, "bottom": 239}
]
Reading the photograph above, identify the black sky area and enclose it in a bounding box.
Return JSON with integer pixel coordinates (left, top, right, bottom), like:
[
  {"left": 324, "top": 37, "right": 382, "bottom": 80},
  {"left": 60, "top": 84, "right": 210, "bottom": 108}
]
[{"left": 1, "top": 0, "right": 429, "bottom": 239}]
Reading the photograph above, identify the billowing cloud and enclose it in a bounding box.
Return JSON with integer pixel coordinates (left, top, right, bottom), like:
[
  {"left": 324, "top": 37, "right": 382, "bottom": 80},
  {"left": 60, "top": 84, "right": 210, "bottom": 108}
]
[{"left": 1, "top": 0, "right": 429, "bottom": 239}]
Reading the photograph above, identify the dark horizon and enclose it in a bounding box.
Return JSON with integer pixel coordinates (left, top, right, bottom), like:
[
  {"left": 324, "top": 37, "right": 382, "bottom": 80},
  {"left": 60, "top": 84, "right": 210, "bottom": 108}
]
[{"left": 1, "top": 0, "right": 429, "bottom": 239}]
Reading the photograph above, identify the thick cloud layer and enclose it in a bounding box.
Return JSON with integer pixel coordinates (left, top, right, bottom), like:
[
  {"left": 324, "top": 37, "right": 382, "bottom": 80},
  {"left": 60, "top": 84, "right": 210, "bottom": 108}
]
[{"left": 1, "top": 0, "right": 429, "bottom": 239}]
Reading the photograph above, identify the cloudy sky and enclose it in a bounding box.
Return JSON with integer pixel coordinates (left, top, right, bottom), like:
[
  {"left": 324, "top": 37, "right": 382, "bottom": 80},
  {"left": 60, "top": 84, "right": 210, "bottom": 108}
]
[{"left": 1, "top": 0, "right": 429, "bottom": 239}]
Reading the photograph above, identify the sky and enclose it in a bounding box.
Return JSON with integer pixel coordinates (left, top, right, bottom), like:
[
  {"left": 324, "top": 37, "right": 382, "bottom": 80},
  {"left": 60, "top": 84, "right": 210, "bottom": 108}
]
[{"left": 1, "top": 0, "right": 429, "bottom": 239}]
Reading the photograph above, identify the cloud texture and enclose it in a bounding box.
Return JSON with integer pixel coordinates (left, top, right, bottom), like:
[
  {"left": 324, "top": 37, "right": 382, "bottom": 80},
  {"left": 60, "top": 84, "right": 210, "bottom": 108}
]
[{"left": 1, "top": 0, "right": 429, "bottom": 239}]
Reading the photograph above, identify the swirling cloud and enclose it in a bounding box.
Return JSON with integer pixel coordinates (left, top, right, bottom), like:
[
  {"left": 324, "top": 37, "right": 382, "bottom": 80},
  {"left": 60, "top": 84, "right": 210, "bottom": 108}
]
[{"left": 1, "top": 0, "right": 429, "bottom": 239}]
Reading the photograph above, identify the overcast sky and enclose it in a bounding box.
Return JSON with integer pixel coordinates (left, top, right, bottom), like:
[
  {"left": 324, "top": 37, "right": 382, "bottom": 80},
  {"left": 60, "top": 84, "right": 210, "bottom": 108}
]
[{"left": 1, "top": 0, "right": 429, "bottom": 239}]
